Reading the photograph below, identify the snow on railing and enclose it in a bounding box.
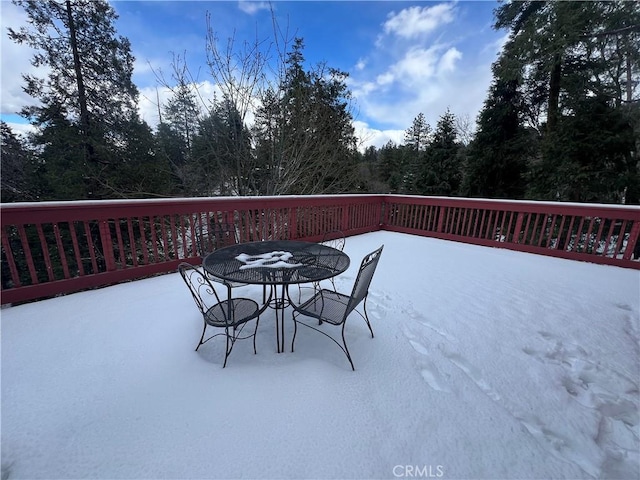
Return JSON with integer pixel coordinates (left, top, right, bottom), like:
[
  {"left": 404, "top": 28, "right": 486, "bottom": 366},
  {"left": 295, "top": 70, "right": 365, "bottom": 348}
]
[{"left": 1, "top": 195, "right": 638, "bottom": 304}]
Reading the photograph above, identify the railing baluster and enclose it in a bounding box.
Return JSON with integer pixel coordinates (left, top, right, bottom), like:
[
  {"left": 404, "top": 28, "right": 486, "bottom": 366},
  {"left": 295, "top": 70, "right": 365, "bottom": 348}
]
[
  {"left": 613, "top": 220, "right": 628, "bottom": 259},
  {"left": 69, "top": 221, "right": 85, "bottom": 276},
  {"left": 84, "top": 221, "right": 98, "bottom": 273},
  {"left": 602, "top": 219, "right": 617, "bottom": 258},
  {"left": 35, "top": 224, "right": 54, "bottom": 282},
  {"left": 1, "top": 226, "right": 22, "bottom": 287},
  {"left": 150, "top": 217, "right": 159, "bottom": 261},
  {"left": 53, "top": 223, "right": 70, "bottom": 279}
]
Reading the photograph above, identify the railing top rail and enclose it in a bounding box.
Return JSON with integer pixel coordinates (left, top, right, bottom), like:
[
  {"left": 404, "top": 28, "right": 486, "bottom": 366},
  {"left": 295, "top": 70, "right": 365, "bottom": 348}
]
[
  {"left": 0, "top": 194, "right": 386, "bottom": 210},
  {"left": 2, "top": 194, "right": 639, "bottom": 211},
  {"left": 384, "top": 195, "right": 640, "bottom": 219},
  {"left": 385, "top": 194, "right": 640, "bottom": 210},
  {"left": 0, "top": 194, "right": 385, "bottom": 223}
]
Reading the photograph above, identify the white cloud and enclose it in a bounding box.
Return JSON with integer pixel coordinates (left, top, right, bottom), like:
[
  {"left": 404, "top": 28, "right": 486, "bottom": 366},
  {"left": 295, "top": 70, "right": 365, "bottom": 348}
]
[
  {"left": 353, "top": 120, "right": 404, "bottom": 151},
  {"left": 4, "top": 121, "right": 36, "bottom": 139},
  {"left": 483, "top": 32, "right": 511, "bottom": 56},
  {"left": 388, "top": 46, "right": 439, "bottom": 84},
  {"left": 376, "top": 71, "right": 395, "bottom": 86},
  {"left": 361, "top": 44, "right": 462, "bottom": 95},
  {"left": 237, "top": 1, "right": 271, "bottom": 15},
  {"left": 355, "top": 58, "right": 367, "bottom": 71},
  {"left": 0, "top": 2, "right": 44, "bottom": 116},
  {"left": 348, "top": 2, "right": 503, "bottom": 140},
  {"left": 350, "top": 49, "right": 493, "bottom": 138},
  {"left": 383, "top": 3, "right": 455, "bottom": 39},
  {"left": 437, "top": 47, "right": 462, "bottom": 74}
]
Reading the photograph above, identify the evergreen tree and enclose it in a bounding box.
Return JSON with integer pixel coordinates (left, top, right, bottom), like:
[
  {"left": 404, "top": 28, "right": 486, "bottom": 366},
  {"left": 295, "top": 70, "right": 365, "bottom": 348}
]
[
  {"left": 529, "top": 96, "right": 637, "bottom": 203},
  {"left": 462, "top": 74, "right": 530, "bottom": 199},
  {"left": 253, "top": 38, "right": 358, "bottom": 195},
  {"left": 192, "top": 99, "right": 254, "bottom": 196},
  {"left": 402, "top": 113, "right": 431, "bottom": 193},
  {"left": 417, "top": 110, "right": 462, "bottom": 196},
  {"left": 0, "top": 122, "right": 37, "bottom": 201},
  {"left": 162, "top": 82, "right": 201, "bottom": 157},
  {"left": 375, "top": 141, "right": 407, "bottom": 194},
  {"left": 8, "top": 0, "right": 154, "bottom": 199},
  {"left": 493, "top": 0, "right": 640, "bottom": 203},
  {"left": 404, "top": 113, "right": 431, "bottom": 152},
  {"left": 154, "top": 122, "right": 190, "bottom": 194}
]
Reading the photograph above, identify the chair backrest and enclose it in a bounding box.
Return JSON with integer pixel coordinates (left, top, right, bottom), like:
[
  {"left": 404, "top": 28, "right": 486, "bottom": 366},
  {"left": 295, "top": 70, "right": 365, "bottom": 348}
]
[
  {"left": 322, "top": 230, "right": 346, "bottom": 252},
  {"left": 193, "top": 214, "right": 212, "bottom": 257},
  {"left": 194, "top": 222, "right": 238, "bottom": 257},
  {"left": 178, "top": 263, "right": 225, "bottom": 319},
  {"left": 345, "top": 245, "right": 384, "bottom": 318},
  {"left": 213, "top": 222, "right": 239, "bottom": 249}
]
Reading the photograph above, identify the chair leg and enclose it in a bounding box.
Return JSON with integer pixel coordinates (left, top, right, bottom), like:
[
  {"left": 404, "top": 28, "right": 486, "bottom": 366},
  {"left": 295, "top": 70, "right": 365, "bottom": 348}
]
[
  {"left": 362, "top": 297, "right": 374, "bottom": 338},
  {"left": 195, "top": 323, "right": 207, "bottom": 351},
  {"left": 223, "top": 328, "right": 232, "bottom": 368},
  {"left": 341, "top": 323, "right": 355, "bottom": 371},
  {"left": 292, "top": 313, "right": 355, "bottom": 371},
  {"left": 291, "top": 312, "right": 298, "bottom": 353},
  {"left": 253, "top": 317, "right": 260, "bottom": 354}
]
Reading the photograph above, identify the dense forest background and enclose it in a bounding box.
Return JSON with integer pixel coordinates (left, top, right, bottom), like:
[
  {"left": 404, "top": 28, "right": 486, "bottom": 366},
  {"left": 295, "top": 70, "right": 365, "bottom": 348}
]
[{"left": 1, "top": 0, "right": 639, "bottom": 204}]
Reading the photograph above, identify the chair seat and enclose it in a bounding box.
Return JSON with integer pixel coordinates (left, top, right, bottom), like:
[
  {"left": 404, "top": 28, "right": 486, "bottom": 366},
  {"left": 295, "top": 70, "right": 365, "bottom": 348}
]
[
  {"left": 295, "top": 289, "right": 351, "bottom": 325},
  {"left": 205, "top": 298, "right": 260, "bottom": 327}
]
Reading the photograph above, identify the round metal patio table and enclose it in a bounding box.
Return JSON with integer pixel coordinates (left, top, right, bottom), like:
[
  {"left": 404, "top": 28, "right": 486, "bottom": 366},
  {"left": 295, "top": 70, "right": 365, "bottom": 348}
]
[{"left": 203, "top": 240, "right": 350, "bottom": 353}]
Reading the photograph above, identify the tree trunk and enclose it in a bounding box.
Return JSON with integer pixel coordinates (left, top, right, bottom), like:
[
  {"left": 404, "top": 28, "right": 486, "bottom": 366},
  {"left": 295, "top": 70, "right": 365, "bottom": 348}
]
[
  {"left": 547, "top": 54, "right": 562, "bottom": 133},
  {"left": 65, "top": 0, "right": 91, "bottom": 158}
]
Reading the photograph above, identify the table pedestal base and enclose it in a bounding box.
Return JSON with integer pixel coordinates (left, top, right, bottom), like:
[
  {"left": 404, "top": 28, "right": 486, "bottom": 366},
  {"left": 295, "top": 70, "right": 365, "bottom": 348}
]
[{"left": 265, "top": 284, "right": 292, "bottom": 353}]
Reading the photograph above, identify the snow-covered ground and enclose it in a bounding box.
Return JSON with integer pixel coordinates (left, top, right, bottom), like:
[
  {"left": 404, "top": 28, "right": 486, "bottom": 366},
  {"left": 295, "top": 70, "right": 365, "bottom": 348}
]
[{"left": 2, "top": 231, "right": 639, "bottom": 480}]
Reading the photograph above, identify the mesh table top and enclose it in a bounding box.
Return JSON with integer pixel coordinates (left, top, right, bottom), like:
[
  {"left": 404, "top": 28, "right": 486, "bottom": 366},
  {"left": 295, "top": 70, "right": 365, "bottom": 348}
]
[{"left": 202, "top": 240, "right": 350, "bottom": 286}]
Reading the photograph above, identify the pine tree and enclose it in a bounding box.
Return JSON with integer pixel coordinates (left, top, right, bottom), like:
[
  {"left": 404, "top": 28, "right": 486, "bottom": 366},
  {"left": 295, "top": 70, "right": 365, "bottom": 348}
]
[
  {"left": 492, "top": 0, "right": 640, "bottom": 203},
  {"left": 8, "top": 0, "right": 154, "bottom": 199},
  {"left": 402, "top": 113, "right": 431, "bottom": 193},
  {"left": 417, "top": 110, "right": 462, "bottom": 196},
  {"left": 404, "top": 113, "right": 431, "bottom": 152},
  {"left": 462, "top": 73, "right": 530, "bottom": 199},
  {"left": 252, "top": 38, "right": 358, "bottom": 195},
  {"left": 0, "top": 122, "right": 36, "bottom": 201}
]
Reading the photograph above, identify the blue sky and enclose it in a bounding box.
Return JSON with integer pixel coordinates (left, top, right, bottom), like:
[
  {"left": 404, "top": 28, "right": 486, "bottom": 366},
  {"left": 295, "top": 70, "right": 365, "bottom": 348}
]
[{"left": 1, "top": 1, "right": 507, "bottom": 148}]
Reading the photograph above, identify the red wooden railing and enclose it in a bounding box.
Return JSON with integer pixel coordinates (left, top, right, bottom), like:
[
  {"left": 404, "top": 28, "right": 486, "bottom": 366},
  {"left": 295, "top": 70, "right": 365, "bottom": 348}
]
[
  {"left": 384, "top": 196, "right": 640, "bottom": 268},
  {"left": 1, "top": 195, "right": 638, "bottom": 304}
]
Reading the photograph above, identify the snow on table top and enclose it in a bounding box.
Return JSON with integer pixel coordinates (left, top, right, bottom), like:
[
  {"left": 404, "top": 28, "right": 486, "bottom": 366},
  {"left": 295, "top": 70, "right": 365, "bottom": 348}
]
[{"left": 235, "top": 251, "right": 303, "bottom": 269}]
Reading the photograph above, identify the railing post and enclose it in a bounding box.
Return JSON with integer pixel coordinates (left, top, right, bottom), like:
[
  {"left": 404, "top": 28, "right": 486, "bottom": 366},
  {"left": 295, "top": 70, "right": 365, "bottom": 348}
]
[
  {"left": 289, "top": 207, "right": 298, "bottom": 240},
  {"left": 341, "top": 204, "right": 350, "bottom": 232},
  {"left": 623, "top": 221, "right": 640, "bottom": 260},
  {"left": 380, "top": 197, "right": 388, "bottom": 227},
  {"left": 436, "top": 207, "right": 445, "bottom": 233},
  {"left": 513, "top": 213, "right": 524, "bottom": 244},
  {"left": 99, "top": 220, "right": 116, "bottom": 271}
]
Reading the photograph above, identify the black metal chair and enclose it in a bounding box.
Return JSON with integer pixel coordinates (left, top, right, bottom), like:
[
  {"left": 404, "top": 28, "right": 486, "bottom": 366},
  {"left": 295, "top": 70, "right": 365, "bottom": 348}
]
[
  {"left": 290, "top": 245, "right": 384, "bottom": 370},
  {"left": 194, "top": 221, "right": 240, "bottom": 254},
  {"left": 194, "top": 221, "right": 249, "bottom": 289},
  {"left": 297, "top": 230, "right": 346, "bottom": 302},
  {"left": 178, "top": 262, "right": 261, "bottom": 368},
  {"left": 321, "top": 230, "right": 346, "bottom": 290}
]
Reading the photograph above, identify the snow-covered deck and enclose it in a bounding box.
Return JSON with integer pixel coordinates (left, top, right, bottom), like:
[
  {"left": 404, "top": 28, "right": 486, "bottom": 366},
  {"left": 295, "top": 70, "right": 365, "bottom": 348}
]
[{"left": 2, "top": 231, "right": 639, "bottom": 479}]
